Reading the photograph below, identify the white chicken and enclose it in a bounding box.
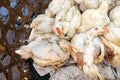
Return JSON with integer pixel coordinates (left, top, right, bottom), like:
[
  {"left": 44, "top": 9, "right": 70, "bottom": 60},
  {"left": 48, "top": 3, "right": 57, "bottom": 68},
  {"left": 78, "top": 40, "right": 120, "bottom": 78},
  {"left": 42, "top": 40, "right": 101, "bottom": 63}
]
[
  {"left": 53, "top": 6, "right": 81, "bottom": 40},
  {"left": 75, "top": 0, "right": 100, "bottom": 12},
  {"left": 45, "top": 0, "right": 74, "bottom": 17},
  {"left": 101, "top": 36, "right": 120, "bottom": 66},
  {"left": 103, "top": 23, "right": 120, "bottom": 47},
  {"left": 100, "top": 23, "right": 120, "bottom": 66},
  {"left": 28, "top": 14, "right": 54, "bottom": 42},
  {"left": 15, "top": 0, "right": 120, "bottom": 79},
  {"left": 30, "top": 14, "right": 54, "bottom": 33},
  {"left": 75, "top": 0, "right": 115, "bottom": 12},
  {"left": 71, "top": 32, "right": 105, "bottom": 80},
  {"left": 15, "top": 34, "right": 70, "bottom": 67},
  {"left": 83, "top": 0, "right": 100, "bottom": 9},
  {"left": 78, "top": 0, "right": 110, "bottom": 32},
  {"left": 109, "top": 6, "right": 120, "bottom": 27},
  {"left": 75, "top": 0, "right": 100, "bottom": 9},
  {"left": 27, "top": 28, "right": 39, "bottom": 42}
]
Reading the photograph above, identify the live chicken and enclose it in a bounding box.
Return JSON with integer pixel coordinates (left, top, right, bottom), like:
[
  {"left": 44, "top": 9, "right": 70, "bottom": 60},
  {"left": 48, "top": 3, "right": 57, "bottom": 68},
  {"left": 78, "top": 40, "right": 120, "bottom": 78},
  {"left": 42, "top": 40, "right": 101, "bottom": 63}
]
[
  {"left": 78, "top": 0, "right": 110, "bottom": 32},
  {"left": 15, "top": 34, "right": 70, "bottom": 67},
  {"left": 71, "top": 32, "right": 105, "bottom": 80},
  {"left": 28, "top": 14, "right": 54, "bottom": 42},
  {"left": 100, "top": 23, "right": 120, "bottom": 66},
  {"left": 30, "top": 14, "right": 54, "bottom": 33},
  {"left": 53, "top": 6, "right": 81, "bottom": 40},
  {"left": 14, "top": 0, "right": 120, "bottom": 79},
  {"left": 76, "top": 0, "right": 115, "bottom": 12},
  {"left": 103, "top": 23, "right": 120, "bottom": 47},
  {"left": 45, "top": 0, "right": 74, "bottom": 17}
]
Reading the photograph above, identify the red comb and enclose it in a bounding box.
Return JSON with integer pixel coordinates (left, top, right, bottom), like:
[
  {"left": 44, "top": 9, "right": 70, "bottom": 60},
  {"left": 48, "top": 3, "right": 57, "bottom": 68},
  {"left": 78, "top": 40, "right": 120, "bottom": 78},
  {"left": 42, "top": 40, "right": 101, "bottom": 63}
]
[{"left": 56, "top": 27, "right": 62, "bottom": 36}]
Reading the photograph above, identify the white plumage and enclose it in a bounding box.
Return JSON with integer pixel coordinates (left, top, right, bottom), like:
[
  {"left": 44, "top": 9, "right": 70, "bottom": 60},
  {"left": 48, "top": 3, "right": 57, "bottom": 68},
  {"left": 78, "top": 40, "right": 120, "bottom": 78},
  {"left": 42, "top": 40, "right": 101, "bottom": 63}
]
[{"left": 15, "top": 0, "right": 120, "bottom": 79}]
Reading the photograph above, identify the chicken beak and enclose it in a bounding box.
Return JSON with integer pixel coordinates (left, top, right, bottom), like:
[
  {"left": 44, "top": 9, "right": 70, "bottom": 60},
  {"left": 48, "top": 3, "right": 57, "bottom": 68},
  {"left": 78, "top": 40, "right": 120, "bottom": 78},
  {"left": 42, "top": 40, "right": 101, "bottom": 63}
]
[
  {"left": 97, "top": 27, "right": 109, "bottom": 36},
  {"left": 30, "top": 22, "right": 38, "bottom": 29},
  {"left": 68, "top": 45, "right": 73, "bottom": 51},
  {"left": 15, "top": 50, "right": 21, "bottom": 54},
  {"left": 30, "top": 23, "right": 35, "bottom": 28},
  {"left": 103, "top": 27, "right": 109, "bottom": 33}
]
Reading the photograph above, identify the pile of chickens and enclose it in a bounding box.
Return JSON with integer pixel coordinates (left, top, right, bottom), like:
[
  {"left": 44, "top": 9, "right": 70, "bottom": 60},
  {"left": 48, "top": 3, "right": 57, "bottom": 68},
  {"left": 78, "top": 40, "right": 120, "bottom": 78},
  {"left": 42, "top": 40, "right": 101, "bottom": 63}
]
[{"left": 15, "top": 0, "right": 120, "bottom": 79}]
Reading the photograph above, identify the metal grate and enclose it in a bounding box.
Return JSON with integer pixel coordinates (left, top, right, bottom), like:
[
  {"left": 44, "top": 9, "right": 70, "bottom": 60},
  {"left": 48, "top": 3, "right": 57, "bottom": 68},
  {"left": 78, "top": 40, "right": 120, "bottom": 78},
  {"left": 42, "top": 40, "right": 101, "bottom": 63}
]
[{"left": 0, "top": 0, "right": 51, "bottom": 80}]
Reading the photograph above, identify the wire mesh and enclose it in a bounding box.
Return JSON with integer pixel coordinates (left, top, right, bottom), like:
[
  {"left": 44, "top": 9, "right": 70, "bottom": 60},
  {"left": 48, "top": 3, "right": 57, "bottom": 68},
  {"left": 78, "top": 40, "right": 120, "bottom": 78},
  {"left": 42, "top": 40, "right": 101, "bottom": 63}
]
[{"left": 0, "top": 0, "right": 51, "bottom": 80}]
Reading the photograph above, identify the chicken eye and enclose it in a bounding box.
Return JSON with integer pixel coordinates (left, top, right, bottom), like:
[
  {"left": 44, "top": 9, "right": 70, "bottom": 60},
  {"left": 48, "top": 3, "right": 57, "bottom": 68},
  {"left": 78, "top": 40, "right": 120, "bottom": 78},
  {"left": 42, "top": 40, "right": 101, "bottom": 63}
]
[
  {"left": 64, "top": 34, "right": 67, "bottom": 37},
  {"left": 95, "top": 27, "right": 98, "bottom": 30}
]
